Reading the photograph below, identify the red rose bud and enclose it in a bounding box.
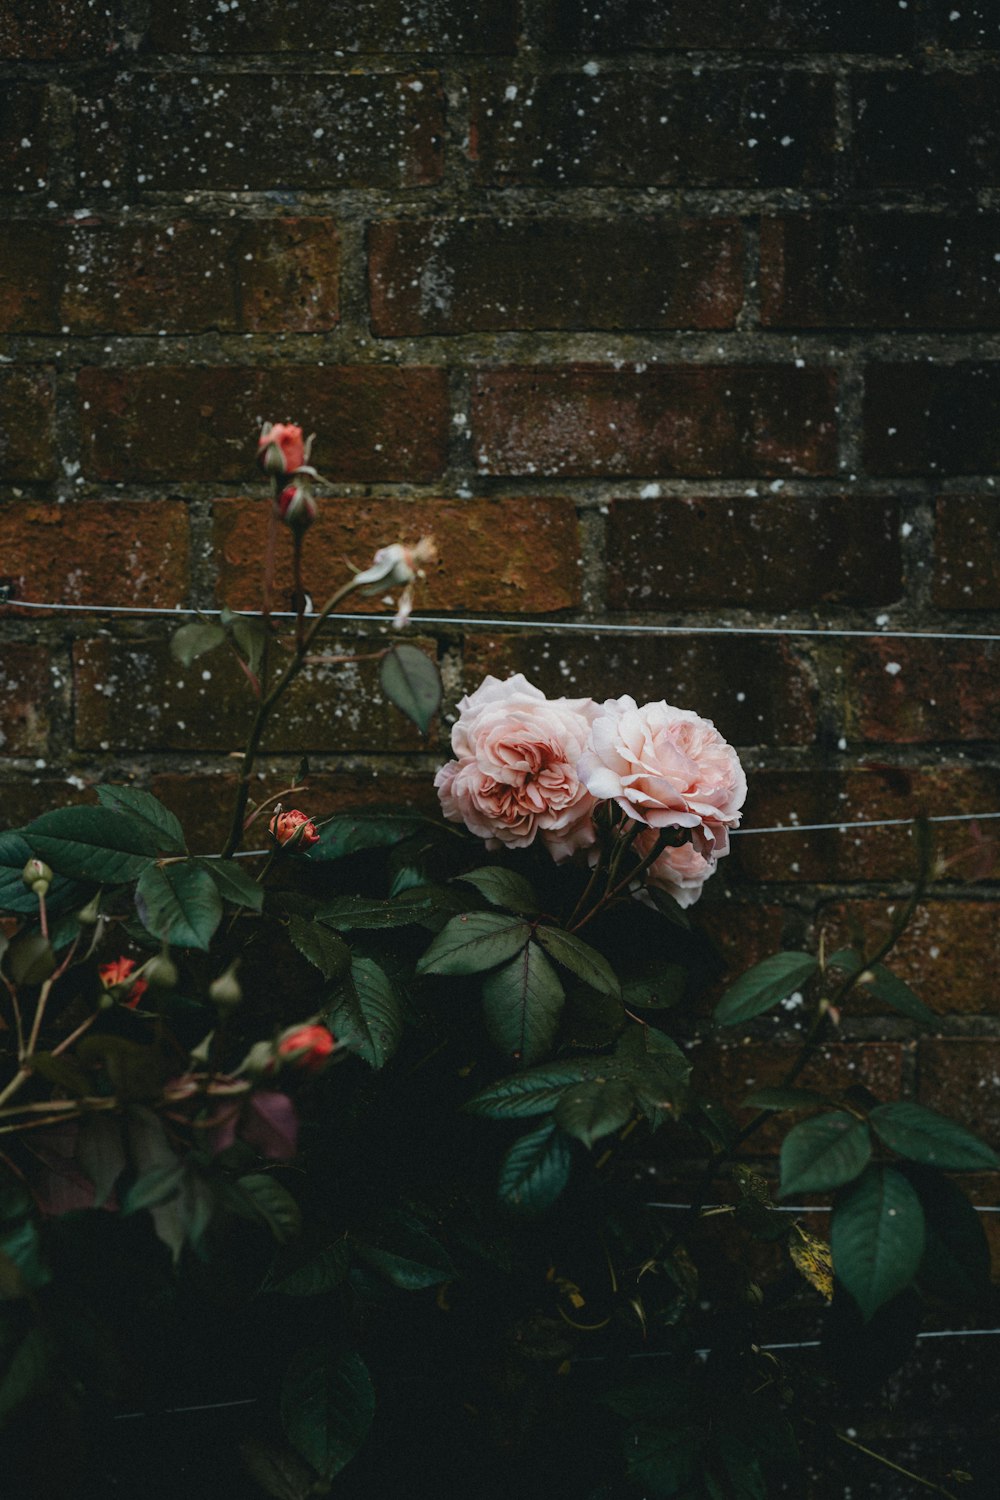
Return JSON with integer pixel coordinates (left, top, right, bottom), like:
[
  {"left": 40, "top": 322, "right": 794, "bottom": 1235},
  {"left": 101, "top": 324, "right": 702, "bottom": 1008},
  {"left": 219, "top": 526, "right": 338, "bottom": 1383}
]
[
  {"left": 98, "top": 956, "right": 148, "bottom": 1009},
  {"left": 269, "top": 808, "right": 320, "bottom": 849},
  {"left": 277, "top": 1023, "right": 336, "bottom": 1073},
  {"left": 257, "top": 422, "right": 306, "bottom": 476},
  {"left": 276, "top": 470, "right": 319, "bottom": 534}
]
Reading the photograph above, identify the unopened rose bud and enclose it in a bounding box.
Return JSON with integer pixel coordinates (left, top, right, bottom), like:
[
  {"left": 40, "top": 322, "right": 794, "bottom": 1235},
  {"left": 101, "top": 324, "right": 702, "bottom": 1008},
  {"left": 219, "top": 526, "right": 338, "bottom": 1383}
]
[
  {"left": 75, "top": 893, "right": 102, "bottom": 926},
  {"left": 144, "top": 953, "right": 178, "bottom": 991},
  {"left": 22, "top": 858, "right": 53, "bottom": 891},
  {"left": 276, "top": 468, "right": 319, "bottom": 534},
  {"left": 257, "top": 422, "right": 306, "bottom": 476},
  {"left": 276, "top": 1022, "right": 336, "bottom": 1074},
  {"left": 268, "top": 808, "right": 320, "bottom": 850},
  {"left": 210, "top": 963, "right": 243, "bottom": 1009}
]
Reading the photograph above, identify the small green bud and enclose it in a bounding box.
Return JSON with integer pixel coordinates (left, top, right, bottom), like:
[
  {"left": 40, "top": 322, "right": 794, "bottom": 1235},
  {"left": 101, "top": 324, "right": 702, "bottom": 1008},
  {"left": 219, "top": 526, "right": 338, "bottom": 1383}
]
[
  {"left": 143, "top": 953, "right": 178, "bottom": 991},
  {"left": 75, "top": 893, "right": 102, "bottom": 926},
  {"left": 21, "top": 858, "right": 53, "bottom": 891},
  {"left": 98, "top": 991, "right": 116, "bottom": 1011},
  {"left": 31, "top": 878, "right": 50, "bottom": 899},
  {"left": 209, "top": 963, "right": 243, "bottom": 1010}
]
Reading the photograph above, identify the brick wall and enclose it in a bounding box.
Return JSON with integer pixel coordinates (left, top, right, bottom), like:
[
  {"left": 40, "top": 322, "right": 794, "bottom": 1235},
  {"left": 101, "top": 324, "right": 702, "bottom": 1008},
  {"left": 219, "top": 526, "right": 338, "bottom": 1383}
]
[{"left": 1, "top": 2, "right": 998, "bottom": 1175}]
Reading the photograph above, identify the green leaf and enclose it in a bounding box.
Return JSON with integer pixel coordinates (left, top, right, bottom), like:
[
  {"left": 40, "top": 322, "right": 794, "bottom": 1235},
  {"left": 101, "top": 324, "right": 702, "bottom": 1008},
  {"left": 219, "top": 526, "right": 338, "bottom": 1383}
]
[
  {"left": 315, "top": 892, "right": 437, "bottom": 930},
  {"left": 236, "top": 1174, "right": 302, "bottom": 1245},
  {"left": 287, "top": 915, "right": 351, "bottom": 981},
  {"left": 743, "top": 1087, "right": 830, "bottom": 1112},
  {"left": 554, "top": 1077, "right": 635, "bottom": 1148},
  {"left": 870, "top": 1103, "right": 999, "bottom": 1171},
  {"left": 780, "top": 1111, "right": 871, "bottom": 1197},
  {"left": 272, "top": 1240, "right": 351, "bottom": 1297},
  {"left": 498, "top": 1120, "right": 573, "bottom": 1214},
  {"left": 455, "top": 867, "right": 539, "bottom": 915},
  {"left": 135, "top": 861, "right": 222, "bottom": 950},
  {"left": 170, "top": 620, "right": 227, "bottom": 667},
  {"left": 77, "top": 1117, "right": 126, "bottom": 1209},
  {"left": 122, "top": 1162, "right": 186, "bottom": 1215},
  {"left": 534, "top": 925, "right": 622, "bottom": 999},
  {"left": 466, "top": 1060, "right": 605, "bottom": 1119},
  {"left": 481, "top": 942, "right": 564, "bottom": 1065},
  {"left": 714, "top": 951, "right": 819, "bottom": 1026},
  {"left": 24, "top": 806, "right": 159, "bottom": 884},
  {"left": 326, "top": 957, "right": 404, "bottom": 1069},
  {"left": 281, "top": 1345, "right": 375, "bottom": 1482},
  {"left": 905, "top": 1166, "right": 992, "bottom": 1306},
  {"left": 861, "top": 964, "right": 934, "bottom": 1025},
  {"left": 626, "top": 1427, "right": 699, "bottom": 1496},
  {"left": 227, "top": 612, "right": 268, "bottom": 676},
  {"left": 308, "top": 811, "right": 445, "bottom": 862},
  {"left": 95, "top": 785, "right": 186, "bottom": 854},
  {"left": 196, "top": 856, "right": 264, "bottom": 913},
  {"left": 5, "top": 930, "right": 55, "bottom": 986},
  {"left": 0, "top": 1326, "right": 53, "bottom": 1423},
  {"left": 0, "top": 1177, "right": 50, "bottom": 1297},
  {"left": 29, "top": 1051, "right": 90, "bottom": 1098},
  {"left": 619, "top": 1024, "right": 692, "bottom": 1127},
  {"left": 379, "top": 644, "right": 442, "bottom": 734},
  {"left": 620, "top": 958, "right": 688, "bottom": 1011},
  {"left": 354, "top": 1213, "right": 456, "bottom": 1290},
  {"left": 416, "top": 911, "right": 532, "bottom": 977},
  {"left": 826, "top": 947, "right": 862, "bottom": 974},
  {"left": 832, "top": 1165, "right": 925, "bottom": 1322}
]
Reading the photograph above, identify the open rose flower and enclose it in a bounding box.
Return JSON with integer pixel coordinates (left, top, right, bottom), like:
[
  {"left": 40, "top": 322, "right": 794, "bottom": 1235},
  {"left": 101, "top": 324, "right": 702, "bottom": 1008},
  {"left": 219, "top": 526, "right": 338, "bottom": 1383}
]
[
  {"left": 269, "top": 808, "right": 320, "bottom": 849},
  {"left": 98, "top": 956, "right": 148, "bottom": 1009},
  {"left": 634, "top": 828, "right": 719, "bottom": 909},
  {"left": 257, "top": 422, "right": 307, "bottom": 476},
  {"left": 435, "top": 674, "right": 598, "bottom": 860}
]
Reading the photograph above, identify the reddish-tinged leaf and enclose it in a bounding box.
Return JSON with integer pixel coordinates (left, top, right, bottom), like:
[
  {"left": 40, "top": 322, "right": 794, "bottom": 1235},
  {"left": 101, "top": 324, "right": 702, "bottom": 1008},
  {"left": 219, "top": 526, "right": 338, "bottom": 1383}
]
[{"left": 243, "top": 1092, "right": 300, "bottom": 1161}]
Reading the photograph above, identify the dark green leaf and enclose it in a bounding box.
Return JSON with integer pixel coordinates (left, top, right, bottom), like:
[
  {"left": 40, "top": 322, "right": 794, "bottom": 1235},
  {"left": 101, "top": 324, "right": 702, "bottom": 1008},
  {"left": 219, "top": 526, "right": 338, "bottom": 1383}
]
[
  {"left": 535, "top": 925, "right": 622, "bottom": 998},
  {"left": 780, "top": 1111, "right": 872, "bottom": 1197},
  {"left": 645, "top": 887, "right": 693, "bottom": 929},
  {"left": 287, "top": 915, "right": 351, "bottom": 981},
  {"left": 870, "top": 1102, "right": 998, "bottom": 1171},
  {"left": 122, "top": 1162, "right": 186, "bottom": 1215},
  {"left": 379, "top": 644, "right": 441, "bottom": 734},
  {"left": 354, "top": 1213, "right": 456, "bottom": 1290},
  {"left": 29, "top": 1051, "right": 90, "bottom": 1097},
  {"left": 5, "top": 930, "right": 55, "bottom": 986},
  {"left": 170, "top": 620, "right": 227, "bottom": 667},
  {"left": 196, "top": 856, "right": 264, "bottom": 913},
  {"left": 554, "top": 1077, "right": 635, "bottom": 1147},
  {"left": 620, "top": 1024, "right": 692, "bottom": 1127},
  {"left": 0, "top": 1327, "right": 53, "bottom": 1422},
  {"left": 455, "top": 867, "right": 539, "bottom": 915},
  {"left": 0, "top": 831, "right": 85, "bottom": 916},
  {"left": 25, "top": 807, "right": 159, "bottom": 884},
  {"left": 308, "top": 812, "right": 446, "bottom": 863},
  {"left": 620, "top": 958, "right": 688, "bottom": 1011},
  {"left": 228, "top": 613, "right": 268, "bottom": 676},
  {"left": 326, "top": 957, "right": 404, "bottom": 1069},
  {"left": 861, "top": 964, "right": 935, "bottom": 1025},
  {"left": 906, "top": 1166, "right": 992, "bottom": 1306},
  {"left": 498, "top": 1120, "right": 573, "bottom": 1214},
  {"left": 272, "top": 1240, "right": 351, "bottom": 1297},
  {"left": 79, "top": 1035, "right": 171, "bottom": 1101},
  {"left": 826, "top": 947, "right": 862, "bottom": 975},
  {"left": 315, "top": 892, "right": 437, "bottom": 930},
  {"left": 135, "top": 861, "right": 222, "bottom": 949},
  {"left": 832, "top": 1165, "right": 925, "bottom": 1322},
  {"left": 714, "top": 951, "right": 819, "bottom": 1026},
  {"left": 743, "top": 1087, "right": 830, "bottom": 1112},
  {"left": 417, "top": 911, "right": 531, "bottom": 977},
  {"left": 626, "top": 1426, "right": 699, "bottom": 1496},
  {"left": 481, "top": 941, "right": 564, "bottom": 1065},
  {"left": 77, "top": 1116, "right": 126, "bottom": 1209},
  {"left": 466, "top": 1060, "right": 607, "bottom": 1119},
  {"left": 0, "top": 1178, "right": 50, "bottom": 1297},
  {"left": 95, "top": 785, "right": 186, "bottom": 854},
  {"left": 236, "top": 1174, "right": 302, "bottom": 1244},
  {"left": 281, "top": 1345, "right": 375, "bottom": 1481}
]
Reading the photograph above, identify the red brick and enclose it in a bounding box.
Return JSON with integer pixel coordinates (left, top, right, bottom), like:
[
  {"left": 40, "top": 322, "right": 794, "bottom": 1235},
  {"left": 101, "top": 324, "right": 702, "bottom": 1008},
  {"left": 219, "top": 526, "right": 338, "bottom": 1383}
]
[
  {"left": 0, "top": 225, "right": 61, "bottom": 334},
  {"left": 0, "top": 0, "right": 113, "bottom": 57},
  {"left": 462, "top": 632, "right": 817, "bottom": 748},
  {"left": 368, "top": 217, "right": 743, "bottom": 335},
  {"left": 0, "top": 776, "right": 91, "bottom": 833},
  {"left": 212, "top": 497, "right": 580, "bottom": 616},
  {"left": 0, "top": 84, "right": 51, "bottom": 194},
  {"left": 469, "top": 71, "right": 836, "bottom": 189},
  {"left": 933, "top": 497, "right": 1000, "bottom": 610},
  {"left": 691, "top": 1041, "right": 905, "bottom": 1154},
  {"left": 76, "top": 73, "right": 444, "bottom": 195},
  {"left": 77, "top": 367, "right": 449, "bottom": 484},
  {"left": 0, "top": 371, "right": 57, "bottom": 481},
  {"left": 0, "top": 644, "right": 53, "bottom": 756},
  {"left": 918, "top": 1040, "right": 1000, "bottom": 1146},
  {"left": 0, "top": 502, "right": 190, "bottom": 611},
  {"left": 147, "top": 0, "right": 518, "bottom": 52},
  {"left": 843, "top": 638, "right": 997, "bottom": 745},
  {"left": 693, "top": 903, "right": 803, "bottom": 1012},
  {"left": 734, "top": 766, "right": 1000, "bottom": 885},
  {"left": 865, "top": 363, "right": 1000, "bottom": 476},
  {"left": 761, "top": 214, "right": 1000, "bottom": 330},
  {"left": 471, "top": 366, "right": 838, "bottom": 478},
  {"left": 817, "top": 900, "right": 999, "bottom": 1016},
  {"left": 542, "top": 0, "right": 913, "bottom": 51},
  {"left": 853, "top": 72, "right": 1000, "bottom": 190},
  {"left": 607, "top": 496, "right": 901, "bottom": 611},
  {"left": 72, "top": 635, "right": 442, "bottom": 756}
]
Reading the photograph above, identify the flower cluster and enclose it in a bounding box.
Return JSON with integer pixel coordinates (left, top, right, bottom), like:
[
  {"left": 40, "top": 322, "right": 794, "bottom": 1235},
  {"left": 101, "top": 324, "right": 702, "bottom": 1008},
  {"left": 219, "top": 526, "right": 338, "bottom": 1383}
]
[{"left": 435, "top": 675, "right": 746, "bottom": 907}]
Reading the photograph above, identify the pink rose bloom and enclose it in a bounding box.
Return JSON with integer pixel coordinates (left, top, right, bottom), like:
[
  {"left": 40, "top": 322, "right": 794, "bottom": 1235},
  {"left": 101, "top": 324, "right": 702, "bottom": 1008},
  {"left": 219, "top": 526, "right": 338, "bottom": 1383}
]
[
  {"left": 435, "top": 674, "right": 598, "bottom": 860},
  {"left": 579, "top": 697, "right": 747, "bottom": 856},
  {"left": 635, "top": 827, "right": 718, "bottom": 909}
]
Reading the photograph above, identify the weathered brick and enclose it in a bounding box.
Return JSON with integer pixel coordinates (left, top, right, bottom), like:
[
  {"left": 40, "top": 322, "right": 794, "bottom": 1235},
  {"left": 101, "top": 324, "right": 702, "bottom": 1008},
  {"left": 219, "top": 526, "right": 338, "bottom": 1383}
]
[
  {"left": 147, "top": 0, "right": 518, "bottom": 53},
  {"left": 542, "top": 0, "right": 914, "bottom": 51},
  {"left": 462, "top": 633, "right": 817, "bottom": 748},
  {"left": 817, "top": 900, "right": 999, "bottom": 1015},
  {"left": 471, "top": 366, "right": 839, "bottom": 478},
  {"left": 368, "top": 217, "right": 743, "bottom": 335},
  {"left": 932, "top": 1, "right": 1000, "bottom": 49},
  {"left": 853, "top": 72, "right": 1000, "bottom": 190},
  {"left": 72, "top": 636, "right": 442, "bottom": 755},
  {"left": 213, "top": 497, "right": 581, "bottom": 615},
  {"left": 918, "top": 1040, "right": 1000, "bottom": 1145},
  {"left": 0, "top": 502, "right": 190, "bottom": 611},
  {"left": 933, "top": 497, "right": 1000, "bottom": 610},
  {"left": 606, "top": 496, "right": 901, "bottom": 611},
  {"left": 0, "top": 225, "right": 62, "bottom": 334},
  {"left": 761, "top": 214, "right": 1000, "bottom": 329},
  {"left": 691, "top": 1041, "right": 905, "bottom": 1153},
  {"left": 0, "top": 83, "right": 51, "bottom": 194},
  {"left": 469, "top": 71, "right": 836, "bottom": 189},
  {"left": 864, "top": 362, "right": 1000, "bottom": 476},
  {"left": 77, "top": 367, "right": 449, "bottom": 484},
  {"left": 76, "top": 73, "right": 444, "bottom": 194},
  {"left": 0, "top": 371, "right": 57, "bottom": 481},
  {"left": 693, "top": 903, "right": 802, "bottom": 1012},
  {"left": 733, "top": 766, "right": 1000, "bottom": 885},
  {"left": 0, "top": 644, "right": 53, "bottom": 756},
  {"left": 0, "top": 776, "right": 91, "bottom": 833},
  {"left": 0, "top": 0, "right": 113, "bottom": 57},
  {"left": 842, "top": 638, "right": 998, "bottom": 744}
]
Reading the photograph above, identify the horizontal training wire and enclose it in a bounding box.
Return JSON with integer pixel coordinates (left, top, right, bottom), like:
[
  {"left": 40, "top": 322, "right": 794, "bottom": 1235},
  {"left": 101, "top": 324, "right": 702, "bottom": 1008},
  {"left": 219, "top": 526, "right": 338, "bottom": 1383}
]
[
  {"left": 2, "top": 596, "right": 997, "bottom": 643},
  {"left": 648, "top": 1202, "right": 1000, "bottom": 1215}
]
